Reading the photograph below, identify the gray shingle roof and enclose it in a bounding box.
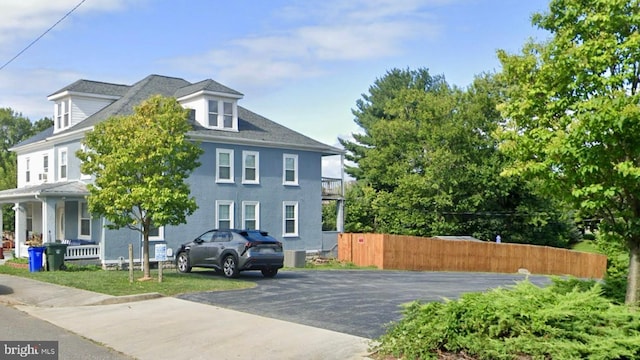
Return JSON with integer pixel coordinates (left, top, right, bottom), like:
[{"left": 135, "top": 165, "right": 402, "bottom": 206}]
[
  {"left": 189, "top": 106, "right": 341, "bottom": 154},
  {"left": 15, "top": 74, "right": 342, "bottom": 155},
  {"left": 49, "top": 79, "right": 130, "bottom": 98},
  {"left": 0, "top": 181, "right": 88, "bottom": 203},
  {"left": 174, "top": 79, "right": 243, "bottom": 98}
]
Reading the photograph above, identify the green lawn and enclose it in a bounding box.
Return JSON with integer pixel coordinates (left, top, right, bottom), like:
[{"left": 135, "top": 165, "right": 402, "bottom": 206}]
[
  {"left": 571, "top": 240, "right": 602, "bottom": 254},
  {"left": 0, "top": 263, "right": 255, "bottom": 296}
]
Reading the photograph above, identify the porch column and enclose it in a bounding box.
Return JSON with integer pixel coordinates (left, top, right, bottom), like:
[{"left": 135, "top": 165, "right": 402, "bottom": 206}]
[
  {"left": 15, "top": 203, "right": 26, "bottom": 258},
  {"left": 41, "top": 197, "right": 56, "bottom": 244},
  {"left": 336, "top": 199, "right": 344, "bottom": 233}
]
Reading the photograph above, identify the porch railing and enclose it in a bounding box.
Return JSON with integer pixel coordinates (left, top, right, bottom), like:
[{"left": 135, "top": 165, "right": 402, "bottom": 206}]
[
  {"left": 65, "top": 245, "right": 100, "bottom": 260},
  {"left": 322, "top": 177, "right": 343, "bottom": 198}
]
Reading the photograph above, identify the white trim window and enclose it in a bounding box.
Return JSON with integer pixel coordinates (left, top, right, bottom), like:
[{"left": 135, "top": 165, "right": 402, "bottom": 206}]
[
  {"left": 208, "top": 100, "right": 219, "bottom": 127},
  {"left": 149, "top": 223, "right": 165, "bottom": 241},
  {"left": 242, "top": 201, "right": 260, "bottom": 230},
  {"left": 216, "top": 200, "right": 235, "bottom": 229},
  {"left": 207, "top": 99, "right": 237, "bottom": 130},
  {"left": 55, "top": 99, "right": 70, "bottom": 130},
  {"left": 58, "top": 148, "right": 68, "bottom": 180},
  {"left": 283, "top": 201, "right": 298, "bottom": 237},
  {"left": 63, "top": 99, "right": 70, "bottom": 127},
  {"left": 283, "top": 154, "right": 298, "bottom": 185},
  {"left": 80, "top": 144, "right": 91, "bottom": 180},
  {"left": 25, "top": 157, "right": 31, "bottom": 183},
  {"left": 78, "top": 201, "right": 91, "bottom": 239},
  {"left": 42, "top": 154, "right": 49, "bottom": 182},
  {"left": 26, "top": 204, "right": 33, "bottom": 233},
  {"left": 223, "top": 101, "right": 233, "bottom": 128},
  {"left": 216, "top": 149, "right": 234, "bottom": 183},
  {"left": 55, "top": 101, "right": 63, "bottom": 130},
  {"left": 242, "top": 151, "right": 259, "bottom": 184}
]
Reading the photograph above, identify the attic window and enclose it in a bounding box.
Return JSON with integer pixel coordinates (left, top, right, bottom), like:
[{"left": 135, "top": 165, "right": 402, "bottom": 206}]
[
  {"left": 207, "top": 99, "right": 236, "bottom": 130},
  {"left": 55, "top": 99, "right": 71, "bottom": 130}
]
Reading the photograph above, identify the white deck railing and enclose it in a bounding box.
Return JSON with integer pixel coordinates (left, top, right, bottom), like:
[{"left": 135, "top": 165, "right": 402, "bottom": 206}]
[{"left": 65, "top": 245, "right": 100, "bottom": 260}]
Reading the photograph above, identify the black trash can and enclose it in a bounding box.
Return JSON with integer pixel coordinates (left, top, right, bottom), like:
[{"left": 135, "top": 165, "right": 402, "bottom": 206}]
[{"left": 45, "top": 243, "right": 68, "bottom": 271}]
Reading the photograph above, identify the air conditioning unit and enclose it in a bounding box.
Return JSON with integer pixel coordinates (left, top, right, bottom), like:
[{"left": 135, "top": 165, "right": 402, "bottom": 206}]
[{"left": 38, "top": 173, "right": 48, "bottom": 181}]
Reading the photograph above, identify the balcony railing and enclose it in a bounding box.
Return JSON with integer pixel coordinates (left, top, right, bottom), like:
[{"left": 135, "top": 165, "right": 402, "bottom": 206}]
[{"left": 322, "top": 177, "right": 343, "bottom": 199}]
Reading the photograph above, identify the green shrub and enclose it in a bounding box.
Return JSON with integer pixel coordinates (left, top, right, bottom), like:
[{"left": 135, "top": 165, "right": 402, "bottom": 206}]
[
  {"left": 374, "top": 280, "right": 640, "bottom": 360},
  {"left": 63, "top": 263, "right": 101, "bottom": 272},
  {"left": 597, "top": 232, "right": 629, "bottom": 304}
]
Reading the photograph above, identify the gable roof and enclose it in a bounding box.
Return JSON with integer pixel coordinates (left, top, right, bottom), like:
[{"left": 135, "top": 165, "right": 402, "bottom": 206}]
[
  {"left": 14, "top": 74, "right": 342, "bottom": 155},
  {"left": 174, "top": 79, "right": 243, "bottom": 98},
  {"left": 49, "top": 79, "right": 130, "bottom": 98}
]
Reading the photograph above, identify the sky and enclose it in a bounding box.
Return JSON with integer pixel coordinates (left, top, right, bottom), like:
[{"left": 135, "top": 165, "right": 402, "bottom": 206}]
[{"left": 0, "top": 0, "right": 550, "bottom": 177}]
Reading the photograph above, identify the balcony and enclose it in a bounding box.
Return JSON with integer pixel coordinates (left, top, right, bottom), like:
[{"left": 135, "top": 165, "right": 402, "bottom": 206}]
[{"left": 322, "top": 177, "right": 343, "bottom": 200}]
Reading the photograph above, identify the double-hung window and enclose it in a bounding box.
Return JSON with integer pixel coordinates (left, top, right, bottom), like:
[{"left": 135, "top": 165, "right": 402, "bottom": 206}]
[
  {"left": 242, "top": 201, "right": 259, "bottom": 230},
  {"left": 79, "top": 202, "right": 91, "bottom": 239},
  {"left": 208, "top": 100, "right": 219, "bottom": 127},
  {"left": 216, "top": 149, "right": 234, "bottom": 183},
  {"left": 242, "top": 151, "right": 259, "bottom": 184},
  {"left": 25, "top": 158, "right": 31, "bottom": 183},
  {"left": 26, "top": 204, "right": 33, "bottom": 233},
  {"left": 42, "top": 155, "right": 49, "bottom": 181},
  {"left": 223, "top": 102, "right": 233, "bottom": 128},
  {"left": 283, "top": 154, "right": 298, "bottom": 185},
  {"left": 56, "top": 102, "right": 63, "bottom": 129},
  {"left": 283, "top": 201, "right": 298, "bottom": 237},
  {"left": 63, "top": 99, "right": 70, "bottom": 127},
  {"left": 216, "top": 201, "right": 234, "bottom": 229},
  {"left": 149, "top": 222, "right": 164, "bottom": 240},
  {"left": 59, "top": 149, "right": 68, "bottom": 180},
  {"left": 208, "top": 100, "right": 235, "bottom": 129}
]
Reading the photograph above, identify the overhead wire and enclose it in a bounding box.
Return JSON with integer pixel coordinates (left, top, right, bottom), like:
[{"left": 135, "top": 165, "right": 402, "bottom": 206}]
[{"left": 0, "top": 0, "right": 87, "bottom": 71}]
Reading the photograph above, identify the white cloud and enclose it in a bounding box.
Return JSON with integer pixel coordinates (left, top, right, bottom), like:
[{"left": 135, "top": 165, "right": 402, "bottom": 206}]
[
  {"left": 0, "top": 0, "right": 141, "bottom": 56},
  {"left": 166, "top": 0, "right": 443, "bottom": 89},
  {"left": 0, "top": 68, "right": 83, "bottom": 120}
]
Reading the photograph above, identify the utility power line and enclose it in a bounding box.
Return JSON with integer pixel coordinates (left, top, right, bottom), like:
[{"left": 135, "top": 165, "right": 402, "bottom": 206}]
[{"left": 0, "top": 0, "right": 87, "bottom": 71}]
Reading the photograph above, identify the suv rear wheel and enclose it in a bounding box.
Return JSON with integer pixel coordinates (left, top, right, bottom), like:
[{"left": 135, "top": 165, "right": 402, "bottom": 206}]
[
  {"left": 222, "top": 255, "right": 239, "bottom": 278},
  {"left": 177, "top": 252, "right": 192, "bottom": 273}
]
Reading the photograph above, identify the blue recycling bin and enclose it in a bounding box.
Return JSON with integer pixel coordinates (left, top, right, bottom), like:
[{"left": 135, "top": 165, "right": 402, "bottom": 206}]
[{"left": 28, "top": 246, "right": 45, "bottom": 272}]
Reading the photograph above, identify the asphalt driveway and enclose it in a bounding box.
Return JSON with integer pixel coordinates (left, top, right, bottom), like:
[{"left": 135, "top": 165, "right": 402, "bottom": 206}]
[{"left": 178, "top": 270, "right": 551, "bottom": 339}]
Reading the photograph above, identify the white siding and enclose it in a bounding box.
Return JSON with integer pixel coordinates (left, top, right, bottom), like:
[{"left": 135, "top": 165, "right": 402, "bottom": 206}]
[
  {"left": 179, "top": 97, "right": 206, "bottom": 127},
  {"left": 16, "top": 150, "right": 53, "bottom": 187},
  {"left": 71, "top": 96, "right": 114, "bottom": 126}
]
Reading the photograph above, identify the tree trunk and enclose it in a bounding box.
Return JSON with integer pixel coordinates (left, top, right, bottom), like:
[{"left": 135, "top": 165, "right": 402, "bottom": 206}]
[
  {"left": 142, "top": 231, "right": 151, "bottom": 279},
  {"left": 626, "top": 239, "right": 640, "bottom": 306}
]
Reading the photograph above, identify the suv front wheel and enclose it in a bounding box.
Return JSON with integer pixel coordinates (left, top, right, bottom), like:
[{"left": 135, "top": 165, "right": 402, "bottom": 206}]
[
  {"left": 222, "top": 255, "right": 239, "bottom": 278},
  {"left": 177, "top": 252, "right": 192, "bottom": 273}
]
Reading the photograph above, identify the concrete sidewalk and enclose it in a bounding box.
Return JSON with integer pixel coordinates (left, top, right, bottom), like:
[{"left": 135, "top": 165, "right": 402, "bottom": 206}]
[{"left": 0, "top": 274, "right": 373, "bottom": 360}]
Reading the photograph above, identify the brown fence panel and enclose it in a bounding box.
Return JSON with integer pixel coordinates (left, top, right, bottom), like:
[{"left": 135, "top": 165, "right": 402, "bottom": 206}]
[{"left": 338, "top": 233, "right": 608, "bottom": 278}]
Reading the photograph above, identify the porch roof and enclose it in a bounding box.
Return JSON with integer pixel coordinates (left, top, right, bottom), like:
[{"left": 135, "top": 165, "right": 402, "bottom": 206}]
[{"left": 0, "top": 181, "right": 89, "bottom": 204}]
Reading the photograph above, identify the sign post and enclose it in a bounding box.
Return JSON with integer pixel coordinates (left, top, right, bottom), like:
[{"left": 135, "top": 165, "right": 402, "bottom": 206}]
[{"left": 155, "top": 244, "right": 167, "bottom": 283}]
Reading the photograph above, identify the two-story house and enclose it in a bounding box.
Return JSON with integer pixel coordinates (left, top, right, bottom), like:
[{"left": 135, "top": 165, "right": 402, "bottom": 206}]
[{"left": 0, "top": 74, "right": 345, "bottom": 266}]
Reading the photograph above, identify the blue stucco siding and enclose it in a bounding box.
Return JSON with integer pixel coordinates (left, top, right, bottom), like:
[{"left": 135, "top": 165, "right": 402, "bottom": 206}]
[{"left": 102, "top": 141, "right": 326, "bottom": 261}]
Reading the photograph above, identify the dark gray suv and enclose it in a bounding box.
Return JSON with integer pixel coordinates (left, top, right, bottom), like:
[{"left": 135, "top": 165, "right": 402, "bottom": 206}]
[{"left": 175, "top": 229, "right": 284, "bottom": 278}]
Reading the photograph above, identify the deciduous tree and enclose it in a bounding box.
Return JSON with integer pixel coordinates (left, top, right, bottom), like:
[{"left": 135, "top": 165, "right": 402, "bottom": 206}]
[
  {"left": 341, "top": 69, "right": 577, "bottom": 245},
  {"left": 0, "top": 109, "right": 53, "bottom": 231},
  {"left": 497, "top": 0, "right": 640, "bottom": 304},
  {"left": 78, "top": 95, "right": 203, "bottom": 280}
]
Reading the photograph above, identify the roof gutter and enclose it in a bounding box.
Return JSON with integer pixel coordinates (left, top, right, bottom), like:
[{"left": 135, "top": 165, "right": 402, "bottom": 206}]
[{"left": 188, "top": 132, "right": 344, "bottom": 156}]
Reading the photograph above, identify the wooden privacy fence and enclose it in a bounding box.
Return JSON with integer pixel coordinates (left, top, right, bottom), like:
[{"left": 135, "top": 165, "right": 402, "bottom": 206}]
[{"left": 338, "top": 233, "right": 608, "bottom": 279}]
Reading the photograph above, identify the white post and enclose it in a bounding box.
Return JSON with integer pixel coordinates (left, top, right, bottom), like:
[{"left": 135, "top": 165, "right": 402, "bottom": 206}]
[
  {"left": 41, "top": 197, "right": 56, "bottom": 243},
  {"left": 14, "top": 203, "right": 25, "bottom": 258}
]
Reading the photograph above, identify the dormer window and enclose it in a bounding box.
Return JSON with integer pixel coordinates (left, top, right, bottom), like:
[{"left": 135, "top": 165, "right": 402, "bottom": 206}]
[
  {"left": 208, "top": 100, "right": 218, "bottom": 127},
  {"left": 55, "top": 99, "right": 71, "bottom": 130},
  {"left": 207, "top": 99, "right": 236, "bottom": 130}
]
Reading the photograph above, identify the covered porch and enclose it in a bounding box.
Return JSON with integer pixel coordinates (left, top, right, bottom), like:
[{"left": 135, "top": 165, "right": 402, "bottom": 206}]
[{"left": 0, "top": 182, "right": 101, "bottom": 260}]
